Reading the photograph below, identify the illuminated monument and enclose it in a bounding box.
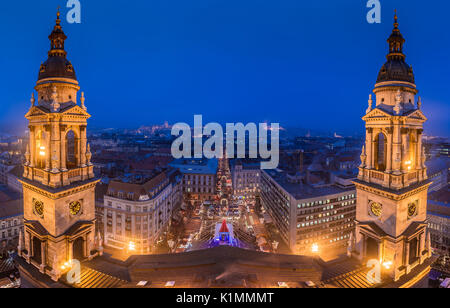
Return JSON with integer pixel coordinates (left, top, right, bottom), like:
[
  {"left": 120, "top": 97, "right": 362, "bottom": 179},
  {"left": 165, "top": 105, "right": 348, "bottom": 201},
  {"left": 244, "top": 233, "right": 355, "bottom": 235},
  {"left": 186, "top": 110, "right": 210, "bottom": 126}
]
[
  {"left": 18, "top": 11, "right": 99, "bottom": 281},
  {"left": 353, "top": 13, "right": 432, "bottom": 281}
]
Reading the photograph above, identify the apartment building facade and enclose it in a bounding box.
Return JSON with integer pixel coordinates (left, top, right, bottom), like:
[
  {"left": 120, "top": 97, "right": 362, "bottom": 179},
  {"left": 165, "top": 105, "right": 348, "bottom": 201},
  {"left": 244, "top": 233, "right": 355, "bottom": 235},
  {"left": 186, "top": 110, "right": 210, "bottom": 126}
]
[
  {"left": 103, "top": 170, "right": 180, "bottom": 253},
  {"left": 260, "top": 169, "right": 356, "bottom": 259}
]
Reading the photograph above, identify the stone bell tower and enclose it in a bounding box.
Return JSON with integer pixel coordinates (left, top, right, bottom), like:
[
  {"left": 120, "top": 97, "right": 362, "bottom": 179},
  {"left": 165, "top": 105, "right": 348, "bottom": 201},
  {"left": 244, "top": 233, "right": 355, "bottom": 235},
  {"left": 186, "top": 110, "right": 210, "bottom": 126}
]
[
  {"left": 352, "top": 13, "right": 432, "bottom": 281},
  {"left": 18, "top": 11, "right": 99, "bottom": 281}
]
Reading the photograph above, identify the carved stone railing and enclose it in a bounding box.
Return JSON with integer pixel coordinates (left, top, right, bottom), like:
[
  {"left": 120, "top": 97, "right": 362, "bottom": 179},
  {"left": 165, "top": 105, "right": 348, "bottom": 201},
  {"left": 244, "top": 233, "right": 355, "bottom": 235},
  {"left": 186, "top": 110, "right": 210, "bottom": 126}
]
[{"left": 369, "top": 170, "right": 385, "bottom": 185}]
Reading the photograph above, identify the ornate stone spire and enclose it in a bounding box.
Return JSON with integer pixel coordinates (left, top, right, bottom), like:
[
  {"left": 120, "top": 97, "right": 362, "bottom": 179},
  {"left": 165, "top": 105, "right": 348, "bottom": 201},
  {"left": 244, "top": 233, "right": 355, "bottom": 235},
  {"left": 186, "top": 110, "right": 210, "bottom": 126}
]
[
  {"left": 387, "top": 11, "right": 405, "bottom": 60},
  {"left": 417, "top": 96, "right": 422, "bottom": 110},
  {"left": 48, "top": 8, "right": 67, "bottom": 57},
  {"left": 366, "top": 94, "right": 373, "bottom": 113},
  {"left": 80, "top": 92, "right": 87, "bottom": 110},
  {"left": 30, "top": 93, "right": 35, "bottom": 107}
]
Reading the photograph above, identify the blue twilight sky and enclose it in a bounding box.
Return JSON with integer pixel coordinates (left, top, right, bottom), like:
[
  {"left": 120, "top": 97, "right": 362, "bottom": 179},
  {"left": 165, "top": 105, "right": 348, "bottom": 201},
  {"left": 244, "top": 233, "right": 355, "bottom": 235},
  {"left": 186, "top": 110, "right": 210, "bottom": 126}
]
[{"left": 0, "top": 0, "right": 448, "bottom": 136}]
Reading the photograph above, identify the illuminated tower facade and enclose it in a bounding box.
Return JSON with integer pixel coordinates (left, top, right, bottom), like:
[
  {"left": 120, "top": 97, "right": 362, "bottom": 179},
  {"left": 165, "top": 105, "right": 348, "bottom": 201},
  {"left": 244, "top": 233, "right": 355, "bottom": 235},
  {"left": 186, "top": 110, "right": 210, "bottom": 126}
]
[
  {"left": 18, "top": 12, "right": 98, "bottom": 281},
  {"left": 353, "top": 14, "right": 432, "bottom": 281}
]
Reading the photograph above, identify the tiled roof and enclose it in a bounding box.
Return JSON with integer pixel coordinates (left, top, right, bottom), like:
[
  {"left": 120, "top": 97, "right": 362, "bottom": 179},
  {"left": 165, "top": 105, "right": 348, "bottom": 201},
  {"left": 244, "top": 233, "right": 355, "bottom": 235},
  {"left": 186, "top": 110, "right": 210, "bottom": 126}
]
[{"left": 107, "top": 171, "right": 168, "bottom": 201}]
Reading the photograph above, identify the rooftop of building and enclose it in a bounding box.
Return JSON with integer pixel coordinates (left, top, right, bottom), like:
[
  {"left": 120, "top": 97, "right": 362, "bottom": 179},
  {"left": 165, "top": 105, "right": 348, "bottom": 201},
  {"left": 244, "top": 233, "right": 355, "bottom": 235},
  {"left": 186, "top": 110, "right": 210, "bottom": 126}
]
[
  {"left": 169, "top": 158, "right": 218, "bottom": 175},
  {"left": 230, "top": 159, "right": 261, "bottom": 170},
  {"left": 16, "top": 245, "right": 435, "bottom": 289},
  {"left": 428, "top": 185, "right": 450, "bottom": 218},
  {"left": 0, "top": 198, "right": 23, "bottom": 219},
  {"left": 425, "top": 156, "right": 450, "bottom": 176},
  {"left": 0, "top": 185, "right": 21, "bottom": 203},
  {"left": 107, "top": 169, "right": 170, "bottom": 201},
  {"left": 263, "top": 169, "right": 354, "bottom": 200}
]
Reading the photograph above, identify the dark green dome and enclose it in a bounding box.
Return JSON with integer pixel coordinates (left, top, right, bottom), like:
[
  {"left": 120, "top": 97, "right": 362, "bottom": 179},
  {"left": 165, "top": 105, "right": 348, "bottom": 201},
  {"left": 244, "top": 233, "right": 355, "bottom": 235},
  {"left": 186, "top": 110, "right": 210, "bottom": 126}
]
[
  {"left": 376, "top": 13, "right": 415, "bottom": 84},
  {"left": 37, "top": 11, "right": 77, "bottom": 81}
]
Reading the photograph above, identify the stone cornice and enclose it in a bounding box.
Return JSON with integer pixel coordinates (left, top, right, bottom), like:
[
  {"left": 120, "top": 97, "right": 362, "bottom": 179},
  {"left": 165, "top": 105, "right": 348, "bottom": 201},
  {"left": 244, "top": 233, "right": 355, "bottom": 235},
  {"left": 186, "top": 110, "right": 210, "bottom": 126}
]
[
  {"left": 19, "top": 177, "right": 99, "bottom": 200},
  {"left": 353, "top": 179, "right": 431, "bottom": 201}
]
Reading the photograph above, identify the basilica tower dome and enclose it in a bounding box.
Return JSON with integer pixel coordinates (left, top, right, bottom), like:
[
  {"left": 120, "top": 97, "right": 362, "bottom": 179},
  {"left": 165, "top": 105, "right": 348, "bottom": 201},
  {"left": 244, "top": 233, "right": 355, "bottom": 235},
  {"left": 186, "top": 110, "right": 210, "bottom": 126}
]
[
  {"left": 376, "top": 13, "right": 414, "bottom": 85},
  {"left": 35, "top": 10, "right": 80, "bottom": 105},
  {"left": 373, "top": 13, "right": 417, "bottom": 109}
]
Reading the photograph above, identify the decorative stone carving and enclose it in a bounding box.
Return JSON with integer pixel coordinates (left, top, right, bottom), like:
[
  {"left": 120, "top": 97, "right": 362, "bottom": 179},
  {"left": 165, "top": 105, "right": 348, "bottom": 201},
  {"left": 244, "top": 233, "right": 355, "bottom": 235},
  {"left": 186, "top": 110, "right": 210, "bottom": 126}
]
[
  {"left": 394, "top": 89, "right": 402, "bottom": 115},
  {"left": 360, "top": 145, "right": 367, "bottom": 167},
  {"left": 421, "top": 146, "right": 426, "bottom": 168},
  {"left": 86, "top": 143, "right": 92, "bottom": 165},
  {"left": 417, "top": 96, "right": 422, "bottom": 110},
  {"left": 51, "top": 154, "right": 59, "bottom": 173},
  {"left": 24, "top": 144, "right": 30, "bottom": 165},
  {"left": 51, "top": 86, "right": 60, "bottom": 112}
]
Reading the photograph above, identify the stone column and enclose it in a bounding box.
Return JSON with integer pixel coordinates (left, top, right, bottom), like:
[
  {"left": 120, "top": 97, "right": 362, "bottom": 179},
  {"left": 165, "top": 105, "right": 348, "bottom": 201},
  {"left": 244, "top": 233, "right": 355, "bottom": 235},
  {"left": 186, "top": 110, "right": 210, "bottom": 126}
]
[
  {"left": 83, "top": 236, "right": 88, "bottom": 259},
  {"left": 44, "top": 126, "right": 51, "bottom": 171},
  {"left": 80, "top": 126, "right": 87, "bottom": 167},
  {"left": 362, "top": 234, "right": 367, "bottom": 259},
  {"left": 30, "top": 236, "right": 34, "bottom": 258},
  {"left": 392, "top": 121, "right": 402, "bottom": 174},
  {"left": 365, "top": 128, "right": 372, "bottom": 169},
  {"left": 378, "top": 241, "right": 383, "bottom": 262},
  {"left": 386, "top": 128, "right": 393, "bottom": 173},
  {"left": 419, "top": 233, "right": 425, "bottom": 264},
  {"left": 401, "top": 128, "right": 409, "bottom": 173},
  {"left": 40, "top": 241, "right": 46, "bottom": 273},
  {"left": 405, "top": 241, "right": 410, "bottom": 267},
  {"left": 416, "top": 129, "right": 423, "bottom": 170},
  {"left": 366, "top": 128, "right": 373, "bottom": 169},
  {"left": 29, "top": 127, "right": 36, "bottom": 168},
  {"left": 61, "top": 138, "right": 67, "bottom": 171},
  {"left": 50, "top": 122, "right": 60, "bottom": 173},
  {"left": 68, "top": 241, "right": 73, "bottom": 262}
]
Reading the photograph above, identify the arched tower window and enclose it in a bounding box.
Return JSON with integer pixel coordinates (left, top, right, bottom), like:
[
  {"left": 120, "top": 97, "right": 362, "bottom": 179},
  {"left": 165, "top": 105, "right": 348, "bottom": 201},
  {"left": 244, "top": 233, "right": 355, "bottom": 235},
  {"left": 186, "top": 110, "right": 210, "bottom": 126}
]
[
  {"left": 66, "top": 130, "right": 78, "bottom": 169},
  {"left": 375, "top": 133, "right": 387, "bottom": 172},
  {"left": 35, "top": 130, "right": 46, "bottom": 169},
  {"left": 407, "top": 133, "right": 417, "bottom": 169}
]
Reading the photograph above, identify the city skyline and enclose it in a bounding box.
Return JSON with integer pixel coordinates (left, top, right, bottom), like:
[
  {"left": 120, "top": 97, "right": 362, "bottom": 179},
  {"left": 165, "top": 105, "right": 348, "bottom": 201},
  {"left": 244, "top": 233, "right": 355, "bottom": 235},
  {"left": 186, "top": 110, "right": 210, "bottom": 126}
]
[
  {"left": 1, "top": 1, "right": 449, "bottom": 290},
  {"left": 0, "top": 0, "right": 449, "bottom": 137}
]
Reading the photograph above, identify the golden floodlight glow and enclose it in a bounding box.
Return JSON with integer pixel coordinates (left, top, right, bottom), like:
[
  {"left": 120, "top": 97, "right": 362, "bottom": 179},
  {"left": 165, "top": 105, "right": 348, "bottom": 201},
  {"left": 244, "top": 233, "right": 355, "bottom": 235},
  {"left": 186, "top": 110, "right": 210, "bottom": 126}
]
[
  {"left": 60, "top": 259, "right": 73, "bottom": 271},
  {"left": 404, "top": 160, "right": 412, "bottom": 171},
  {"left": 39, "top": 146, "right": 46, "bottom": 156},
  {"left": 382, "top": 261, "right": 392, "bottom": 270},
  {"left": 129, "top": 241, "right": 136, "bottom": 251},
  {"left": 311, "top": 243, "right": 319, "bottom": 253}
]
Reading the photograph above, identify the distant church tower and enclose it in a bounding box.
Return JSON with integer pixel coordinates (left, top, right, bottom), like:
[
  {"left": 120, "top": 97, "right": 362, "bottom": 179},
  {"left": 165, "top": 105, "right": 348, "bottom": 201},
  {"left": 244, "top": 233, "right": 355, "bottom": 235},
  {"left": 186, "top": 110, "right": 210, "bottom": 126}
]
[
  {"left": 18, "top": 11, "right": 98, "bottom": 281},
  {"left": 353, "top": 13, "right": 432, "bottom": 281}
]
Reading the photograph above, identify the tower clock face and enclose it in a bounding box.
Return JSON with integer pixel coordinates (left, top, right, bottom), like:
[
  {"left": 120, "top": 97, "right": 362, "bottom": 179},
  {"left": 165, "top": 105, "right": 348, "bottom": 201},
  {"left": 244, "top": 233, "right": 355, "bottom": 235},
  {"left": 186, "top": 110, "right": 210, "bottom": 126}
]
[
  {"left": 33, "top": 199, "right": 44, "bottom": 217},
  {"left": 69, "top": 201, "right": 82, "bottom": 216},
  {"left": 408, "top": 202, "right": 417, "bottom": 218},
  {"left": 370, "top": 202, "right": 382, "bottom": 218}
]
